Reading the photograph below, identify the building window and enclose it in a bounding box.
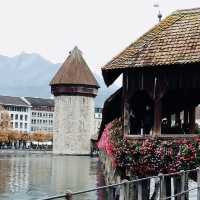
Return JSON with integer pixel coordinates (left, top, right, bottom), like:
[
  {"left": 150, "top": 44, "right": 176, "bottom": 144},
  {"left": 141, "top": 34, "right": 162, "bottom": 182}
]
[
  {"left": 10, "top": 114, "right": 13, "bottom": 120},
  {"left": 10, "top": 122, "right": 13, "bottom": 128},
  {"left": 20, "top": 122, "right": 23, "bottom": 129},
  {"left": 25, "top": 115, "right": 28, "bottom": 121},
  {"left": 15, "top": 114, "right": 18, "bottom": 120},
  {"left": 24, "top": 123, "right": 27, "bottom": 129},
  {"left": 20, "top": 115, "right": 23, "bottom": 120},
  {"left": 15, "top": 122, "right": 18, "bottom": 128}
]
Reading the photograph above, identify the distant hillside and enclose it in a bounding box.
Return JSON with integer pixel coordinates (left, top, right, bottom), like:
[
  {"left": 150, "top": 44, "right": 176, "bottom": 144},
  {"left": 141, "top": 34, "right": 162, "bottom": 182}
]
[{"left": 0, "top": 52, "right": 119, "bottom": 107}]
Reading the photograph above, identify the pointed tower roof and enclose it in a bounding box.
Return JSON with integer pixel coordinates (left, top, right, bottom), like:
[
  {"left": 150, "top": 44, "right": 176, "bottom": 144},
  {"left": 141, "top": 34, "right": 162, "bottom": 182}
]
[{"left": 50, "top": 46, "right": 99, "bottom": 88}]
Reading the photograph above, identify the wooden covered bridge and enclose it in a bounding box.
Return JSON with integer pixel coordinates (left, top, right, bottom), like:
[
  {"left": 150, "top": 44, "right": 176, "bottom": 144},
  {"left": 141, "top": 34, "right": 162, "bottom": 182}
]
[
  {"left": 96, "top": 7, "right": 200, "bottom": 200},
  {"left": 100, "top": 8, "right": 200, "bottom": 139}
]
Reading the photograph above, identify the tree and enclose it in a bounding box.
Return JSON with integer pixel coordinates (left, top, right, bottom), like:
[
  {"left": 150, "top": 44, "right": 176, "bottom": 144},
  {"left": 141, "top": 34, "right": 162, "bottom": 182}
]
[{"left": 0, "top": 105, "right": 10, "bottom": 130}]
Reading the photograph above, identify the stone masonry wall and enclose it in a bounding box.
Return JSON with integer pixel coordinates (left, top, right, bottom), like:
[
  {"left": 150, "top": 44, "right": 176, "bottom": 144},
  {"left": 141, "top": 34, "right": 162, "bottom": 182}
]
[{"left": 53, "top": 95, "right": 95, "bottom": 154}]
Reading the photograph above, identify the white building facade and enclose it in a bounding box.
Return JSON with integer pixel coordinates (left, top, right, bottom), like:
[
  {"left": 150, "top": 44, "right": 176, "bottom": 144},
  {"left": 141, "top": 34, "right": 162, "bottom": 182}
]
[
  {"left": 24, "top": 97, "right": 54, "bottom": 133},
  {"left": 0, "top": 95, "right": 31, "bottom": 132},
  {"left": 0, "top": 95, "right": 102, "bottom": 138}
]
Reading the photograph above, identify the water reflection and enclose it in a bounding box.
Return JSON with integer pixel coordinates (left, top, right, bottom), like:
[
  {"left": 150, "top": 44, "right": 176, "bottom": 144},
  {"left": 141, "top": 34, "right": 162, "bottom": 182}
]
[{"left": 0, "top": 153, "right": 105, "bottom": 200}]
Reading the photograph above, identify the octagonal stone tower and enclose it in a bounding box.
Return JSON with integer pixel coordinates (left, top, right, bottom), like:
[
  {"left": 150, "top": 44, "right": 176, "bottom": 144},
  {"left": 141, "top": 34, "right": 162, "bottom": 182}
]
[{"left": 50, "top": 47, "right": 99, "bottom": 155}]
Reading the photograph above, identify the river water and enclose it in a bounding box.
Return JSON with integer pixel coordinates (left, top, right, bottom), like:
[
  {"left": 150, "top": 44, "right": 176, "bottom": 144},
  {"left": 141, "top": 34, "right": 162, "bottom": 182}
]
[
  {"left": 0, "top": 152, "right": 106, "bottom": 200},
  {"left": 0, "top": 152, "right": 198, "bottom": 200}
]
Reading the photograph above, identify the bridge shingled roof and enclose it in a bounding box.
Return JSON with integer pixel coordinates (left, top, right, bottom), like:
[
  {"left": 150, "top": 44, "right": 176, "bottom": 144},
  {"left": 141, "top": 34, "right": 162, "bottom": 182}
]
[{"left": 102, "top": 8, "right": 200, "bottom": 85}]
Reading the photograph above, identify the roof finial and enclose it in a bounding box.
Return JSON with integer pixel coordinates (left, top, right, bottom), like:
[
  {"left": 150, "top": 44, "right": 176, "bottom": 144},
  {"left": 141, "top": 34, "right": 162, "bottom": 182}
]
[{"left": 154, "top": 3, "right": 162, "bottom": 22}]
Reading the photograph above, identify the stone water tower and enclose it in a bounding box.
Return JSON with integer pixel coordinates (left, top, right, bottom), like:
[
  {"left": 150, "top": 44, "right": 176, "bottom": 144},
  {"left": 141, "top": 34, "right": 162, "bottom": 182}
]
[{"left": 50, "top": 47, "right": 99, "bottom": 154}]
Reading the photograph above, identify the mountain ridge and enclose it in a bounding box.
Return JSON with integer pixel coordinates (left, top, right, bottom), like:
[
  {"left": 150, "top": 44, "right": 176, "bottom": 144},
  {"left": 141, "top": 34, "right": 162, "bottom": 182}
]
[{"left": 0, "top": 52, "right": 119, "bottom": 107}]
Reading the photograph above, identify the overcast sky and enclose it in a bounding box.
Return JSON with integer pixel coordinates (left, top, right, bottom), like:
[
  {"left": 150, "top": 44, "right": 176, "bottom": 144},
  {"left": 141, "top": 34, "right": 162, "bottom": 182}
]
[{"left": 0, "top": 0, "right": 199, "bottom": 76}]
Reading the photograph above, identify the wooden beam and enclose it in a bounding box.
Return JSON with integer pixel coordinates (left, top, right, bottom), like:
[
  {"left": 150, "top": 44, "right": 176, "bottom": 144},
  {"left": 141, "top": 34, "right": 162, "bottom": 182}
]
[
  {"left": 123, "top": 72, "right": 130, "bottom": 135},
  {"left": 175, "top": 112, "right": 181, "bottom": 128},
  {"left": 184, "top": 109, "right": 189, "bottom": 124},
  {"left": 166, "top": 115, "right": 171, "bottom": 128},
  {"left": 153, "top": 100, "right": 162, "bottom": 136},
  {"left": 189, "top": 106, "right": 196, "bottom": 134}
]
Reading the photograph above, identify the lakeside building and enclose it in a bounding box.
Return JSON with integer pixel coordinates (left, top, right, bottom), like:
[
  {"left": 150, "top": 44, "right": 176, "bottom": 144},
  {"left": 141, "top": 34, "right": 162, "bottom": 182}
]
[
  {"left": 0, "top": 95, "right": 102, "bottom": 136},
  {"left": 24, "top": 97, "right": 54, "bottom": 133},
  {"left": 0, "top": 95, "right": 31, "bottom": 132}
]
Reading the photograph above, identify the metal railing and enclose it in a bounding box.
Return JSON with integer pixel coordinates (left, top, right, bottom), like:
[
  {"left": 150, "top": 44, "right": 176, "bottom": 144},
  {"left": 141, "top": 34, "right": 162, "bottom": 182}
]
[{"left": 40, "top": 167, "right": 200, "bottom": 200}]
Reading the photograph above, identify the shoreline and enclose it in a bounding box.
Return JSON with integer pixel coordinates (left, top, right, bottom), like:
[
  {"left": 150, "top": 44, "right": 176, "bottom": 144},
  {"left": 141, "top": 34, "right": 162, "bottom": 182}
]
[
  {"left": 0, "top": 150, "right": 98, "bottom": 157},
  {"left": 0, "top": 149, "right": 53, "bottom": 154}
]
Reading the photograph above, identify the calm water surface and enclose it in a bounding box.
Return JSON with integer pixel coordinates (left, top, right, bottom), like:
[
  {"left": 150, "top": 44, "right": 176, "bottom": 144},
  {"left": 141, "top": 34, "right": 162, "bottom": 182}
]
[{"left": 0, "top": 152, "right": 106, "bottom": 200}]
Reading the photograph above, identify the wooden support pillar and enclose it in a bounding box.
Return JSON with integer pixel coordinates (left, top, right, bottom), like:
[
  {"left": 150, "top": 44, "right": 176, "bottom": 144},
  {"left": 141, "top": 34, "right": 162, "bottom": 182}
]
[
  {"left": 123, "top": 72, "right": 130, "bottom": 135},
  {"left": 184, "top": 109, "right": 189, "bottom": 124},
  {"left": 138, "top": 179, "right": 150, "bottom": 200},
  {"left": 160, "top": 174, "right": 166, "bottom": 199},
  {"left": 130, "top": 175, "right": 138, "bottom": 200},
  {"left": 173, "top": 172, "right": 187, "bottom": 200},
  {"left": 165, "top": 176, "right": 171, "bottom": 199},
  {"left": 153, "top": 100, "right": 162, "bottom": 136},
  {"left": 183, "top": 109, "right": 189, "bottom": 134},
  {"left": 141, "top": 179, "right": 150, "bottom": 200},
  {"left": 175, "top": 112, "right": 181, "bottom": 127},
  {"left": 189, "top": 106, "right": 196, "bottom": 134},
  {"left": 167, "top": 115, "right": 171, "bottom": 128},
  {"left": 184, "top": 172, "right": 189, "bottom": 200},
  {"left": 197, "top": 167, "right": 200, "bottom": 200}
]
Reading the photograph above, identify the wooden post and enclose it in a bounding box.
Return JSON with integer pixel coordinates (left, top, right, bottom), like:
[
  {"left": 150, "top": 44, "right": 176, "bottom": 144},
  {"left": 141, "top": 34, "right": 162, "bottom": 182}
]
[
  {"left": 197, "top": 167, "right": 200, "bottom": 200},
  {"left": 180, "top": 170, "right": 186, "bottom": 200},
  {"left": 159, "top": 173, "right": 166, "bottom": 199},
  {"left": 65, "top": 190, "right": 73, "bottom": 200},
  {"left": 123, "top": 72, "right": 130, "bottom": 135},
  {"left": 175, "top": 112, "right": 181, "bottom": 127},
  {"left": 125, "top": 182, "right": 130, "bottom": 200},
  {"left": 120, "top": 180, "right": 129, "bottom": 200},
  {"left": 165, "top": 176, "right": 171, "bottom": 200},
  {"left": 151, "top": 177, "right": 160, "bottom": 200},
  {"left": 137, "top": 179, "right": 150, "bottom": 200},
  {"left": 184, "top": 172, "right": 189, "bottom": 200},
  {"left": 138, "top": 181, "right": 142, "bottom": 200},
  {"left": 189, "top": 106, "right": 196, "bottom": 134},
  {"left": 107, "top": 187, "right": 114, "bottom": 200},
  {"left": 184, "top": 109, "right": 189, "bottom": 124},
  {"left": 167, "top": 115, "right": 171, "bottom": 128},
  {"left": 130, "top": 175, "right": 138, "bottom": 200},
  {"left": 153, "top": 100, "right": 162, "bottom": 136},
  {"left": 173, "top": 175, "right": 181, "bottom": 200},
  {"left": 142, "top": 179, "right": 150, "bottom": 200}
]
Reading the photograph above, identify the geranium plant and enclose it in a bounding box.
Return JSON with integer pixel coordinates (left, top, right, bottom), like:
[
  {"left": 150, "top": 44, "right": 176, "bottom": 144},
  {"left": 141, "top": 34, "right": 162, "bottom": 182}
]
[{"left": 98, "top": 118, "right": 200, "bottom": 176}]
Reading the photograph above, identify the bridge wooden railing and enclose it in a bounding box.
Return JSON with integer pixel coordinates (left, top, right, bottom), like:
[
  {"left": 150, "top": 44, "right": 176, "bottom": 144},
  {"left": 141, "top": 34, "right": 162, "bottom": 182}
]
[{"left": 40, "top": 168, "right": 200, "bottom": 200}]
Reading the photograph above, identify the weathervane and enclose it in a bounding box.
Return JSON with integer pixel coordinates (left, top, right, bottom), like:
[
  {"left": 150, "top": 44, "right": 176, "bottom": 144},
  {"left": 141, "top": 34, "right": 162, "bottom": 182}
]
[{"left": 154, "top": 3, "right": 162, "bottom": 22}]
